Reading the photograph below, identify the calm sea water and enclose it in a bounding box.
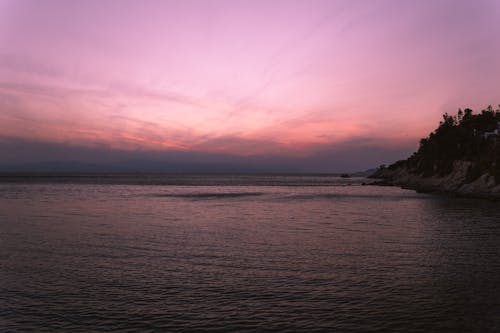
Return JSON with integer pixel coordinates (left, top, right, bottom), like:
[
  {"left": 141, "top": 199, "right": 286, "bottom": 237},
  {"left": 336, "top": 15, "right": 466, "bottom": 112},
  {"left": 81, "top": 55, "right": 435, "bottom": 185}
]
[{"left": 1, "top": 174, "right": 500, "bottom": 332}]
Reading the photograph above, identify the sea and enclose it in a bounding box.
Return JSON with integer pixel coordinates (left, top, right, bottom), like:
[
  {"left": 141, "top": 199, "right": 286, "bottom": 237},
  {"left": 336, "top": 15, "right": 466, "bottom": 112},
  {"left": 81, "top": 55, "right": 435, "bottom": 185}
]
[{"left": 1, "top": 174, "right": 500, "bottom": 332}]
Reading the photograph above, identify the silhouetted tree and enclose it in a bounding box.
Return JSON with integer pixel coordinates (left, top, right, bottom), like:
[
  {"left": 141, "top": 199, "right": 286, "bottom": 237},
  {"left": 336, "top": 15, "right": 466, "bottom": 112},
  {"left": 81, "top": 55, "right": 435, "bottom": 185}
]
[{"left": 390, "top": 105, "right": 500, "bottom": 182}]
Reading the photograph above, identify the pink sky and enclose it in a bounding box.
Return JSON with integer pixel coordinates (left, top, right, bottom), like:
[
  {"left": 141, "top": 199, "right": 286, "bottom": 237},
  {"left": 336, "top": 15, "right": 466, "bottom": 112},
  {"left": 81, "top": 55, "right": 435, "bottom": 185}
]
[{"left": 1, "top": 0, "right": 500, "bottom": 160}]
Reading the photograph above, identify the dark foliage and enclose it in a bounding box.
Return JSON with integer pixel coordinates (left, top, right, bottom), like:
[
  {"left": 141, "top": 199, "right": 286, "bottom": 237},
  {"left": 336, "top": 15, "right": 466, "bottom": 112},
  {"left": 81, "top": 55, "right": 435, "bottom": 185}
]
[{"left": 389, "top": 105, "right": 500, "bottom": 183}]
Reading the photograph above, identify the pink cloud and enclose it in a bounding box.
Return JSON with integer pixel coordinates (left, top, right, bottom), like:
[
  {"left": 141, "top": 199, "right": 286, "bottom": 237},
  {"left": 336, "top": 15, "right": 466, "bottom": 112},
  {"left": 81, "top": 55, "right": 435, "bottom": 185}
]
[{"left": 1, "top": 0, "right": 499, "bottom": 162}]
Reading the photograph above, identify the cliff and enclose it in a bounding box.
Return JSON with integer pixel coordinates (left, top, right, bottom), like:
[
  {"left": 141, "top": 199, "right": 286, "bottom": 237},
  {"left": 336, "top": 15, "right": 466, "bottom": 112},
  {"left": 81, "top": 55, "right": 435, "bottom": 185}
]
[{"left": 371, "top": 106, "right": 500, "bottom": 198}]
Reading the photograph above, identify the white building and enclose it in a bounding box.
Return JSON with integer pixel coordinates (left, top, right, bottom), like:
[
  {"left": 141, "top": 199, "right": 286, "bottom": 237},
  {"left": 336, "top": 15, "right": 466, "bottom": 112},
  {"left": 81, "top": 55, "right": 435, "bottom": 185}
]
[{"left": 483, "top": 122, "right": 500, "bottom": 138}]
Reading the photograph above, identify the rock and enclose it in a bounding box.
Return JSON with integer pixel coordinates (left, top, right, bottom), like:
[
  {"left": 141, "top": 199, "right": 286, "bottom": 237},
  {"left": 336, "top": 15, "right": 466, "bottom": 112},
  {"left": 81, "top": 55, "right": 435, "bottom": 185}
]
[{"left": 371, "top": 160, "right": 500, "bottom": 199}]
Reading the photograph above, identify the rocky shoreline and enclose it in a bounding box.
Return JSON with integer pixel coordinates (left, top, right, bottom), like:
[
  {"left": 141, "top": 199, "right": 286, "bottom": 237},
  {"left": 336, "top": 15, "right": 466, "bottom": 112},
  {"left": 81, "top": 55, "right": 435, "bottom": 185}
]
[
  {"left": 365, "top": 106, "right": 500, "bottom": 199},
  {"left": 369, "top": 160, "right": 500, "bottom": 199}
]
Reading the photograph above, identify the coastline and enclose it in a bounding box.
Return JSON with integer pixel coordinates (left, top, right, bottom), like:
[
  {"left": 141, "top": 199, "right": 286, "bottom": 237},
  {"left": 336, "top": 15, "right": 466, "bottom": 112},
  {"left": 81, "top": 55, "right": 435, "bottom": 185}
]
[{"left": 369, "top": 160, "right": 500, "bottom": 199}]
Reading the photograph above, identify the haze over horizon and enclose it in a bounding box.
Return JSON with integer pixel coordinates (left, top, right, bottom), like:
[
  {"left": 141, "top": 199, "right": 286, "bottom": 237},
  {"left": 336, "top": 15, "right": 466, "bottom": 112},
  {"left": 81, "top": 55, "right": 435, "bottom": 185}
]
[{"left": 1, "top": 0, "right": 499, "bottom": 172}]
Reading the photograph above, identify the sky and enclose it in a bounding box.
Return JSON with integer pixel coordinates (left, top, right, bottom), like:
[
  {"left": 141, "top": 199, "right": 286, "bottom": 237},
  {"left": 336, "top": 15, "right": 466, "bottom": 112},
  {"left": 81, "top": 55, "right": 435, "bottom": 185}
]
[{"left": 1, "top": 0, "right": 500, "bottom": 172}]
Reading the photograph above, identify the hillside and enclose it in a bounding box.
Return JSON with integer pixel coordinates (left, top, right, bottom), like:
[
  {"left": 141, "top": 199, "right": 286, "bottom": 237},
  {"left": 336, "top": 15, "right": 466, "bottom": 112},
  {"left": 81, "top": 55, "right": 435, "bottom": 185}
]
[{"left": 372, "top": 106, "right": 500, "bottom": 198}]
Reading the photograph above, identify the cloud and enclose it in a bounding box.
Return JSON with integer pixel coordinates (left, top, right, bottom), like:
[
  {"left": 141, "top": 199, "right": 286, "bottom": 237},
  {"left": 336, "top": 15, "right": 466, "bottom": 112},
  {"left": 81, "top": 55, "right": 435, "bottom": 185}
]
[
  {"left": 189, "top": 134, "right": 291, "bottom": 156},
  {"left": 0, "top": 53, "right": 64, "bottom": 78},
  {"left": 1, "top": 0, "right": 499, "bottom": 166},
  {"left": 107, "top": 81, "right": 204, "bottom": 109},
  {"left": 0, "top": 135, "right": 416, "bottom": 173}
]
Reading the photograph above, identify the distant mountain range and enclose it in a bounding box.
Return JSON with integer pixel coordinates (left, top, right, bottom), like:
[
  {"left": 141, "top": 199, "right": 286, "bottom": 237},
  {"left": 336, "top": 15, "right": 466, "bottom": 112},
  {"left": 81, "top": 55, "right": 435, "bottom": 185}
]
[
  {"left": 0, "top": 159, "right": 378, "bottom": 177},
  {"left": 0, "top": 160, "right": 280, "bottom": 174}
]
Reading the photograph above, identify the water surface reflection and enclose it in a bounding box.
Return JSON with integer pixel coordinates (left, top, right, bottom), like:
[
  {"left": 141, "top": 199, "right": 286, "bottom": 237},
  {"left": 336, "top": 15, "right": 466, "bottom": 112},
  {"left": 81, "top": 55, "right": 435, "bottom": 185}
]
[{"left": 1, "top": 179, "right": 499, "bottom": 332}]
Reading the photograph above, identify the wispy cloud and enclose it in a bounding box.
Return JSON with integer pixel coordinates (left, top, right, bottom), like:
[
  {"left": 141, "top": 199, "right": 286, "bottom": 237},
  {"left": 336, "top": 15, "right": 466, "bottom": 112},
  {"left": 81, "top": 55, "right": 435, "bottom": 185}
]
[{"left": 1, "top": 0, "right": 499, "bottom": 170}]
